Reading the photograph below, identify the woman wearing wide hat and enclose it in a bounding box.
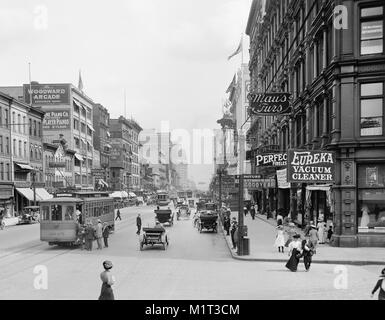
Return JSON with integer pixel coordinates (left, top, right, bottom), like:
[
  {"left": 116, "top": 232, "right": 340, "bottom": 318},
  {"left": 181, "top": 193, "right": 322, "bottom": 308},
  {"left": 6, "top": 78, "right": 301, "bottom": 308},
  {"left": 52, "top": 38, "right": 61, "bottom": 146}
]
[
  {"left": 98, "top": 260, "right": 115, "bottom": 300},
  {"left": 285, "top": 234, "right": 302, "bottom": 272},
  {"left": 371, "top": 268, "right": 385, "bottom": 300}
]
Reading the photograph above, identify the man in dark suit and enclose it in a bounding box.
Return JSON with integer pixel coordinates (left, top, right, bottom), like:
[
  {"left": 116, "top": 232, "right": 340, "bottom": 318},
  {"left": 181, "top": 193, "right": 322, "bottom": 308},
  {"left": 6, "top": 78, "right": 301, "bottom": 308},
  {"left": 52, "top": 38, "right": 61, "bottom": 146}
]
[{"left": 136, "top": 214, "right": 142, "bottom": 235}]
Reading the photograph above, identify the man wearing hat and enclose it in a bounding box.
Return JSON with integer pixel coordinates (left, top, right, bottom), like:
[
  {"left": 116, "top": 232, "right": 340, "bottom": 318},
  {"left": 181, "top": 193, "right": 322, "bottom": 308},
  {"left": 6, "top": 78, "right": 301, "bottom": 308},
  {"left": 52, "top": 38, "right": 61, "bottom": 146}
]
[
  {"left": 309, "top": 224, "right": 319, "bottom": 254},
  {"left": 95, "top": 219, "right": 103, "bottom": 250},
  {"left": 230, "top": 217, "right": 238, "bottom": 250},
  {"left": 85, "top": 222, "right": 95, "bottom": 251},
  {"left": 99, "top": 260, "right": 115, "bottom": 300},
  {"left": 371, "top": 268, "right": 385, "bottom": 300}
]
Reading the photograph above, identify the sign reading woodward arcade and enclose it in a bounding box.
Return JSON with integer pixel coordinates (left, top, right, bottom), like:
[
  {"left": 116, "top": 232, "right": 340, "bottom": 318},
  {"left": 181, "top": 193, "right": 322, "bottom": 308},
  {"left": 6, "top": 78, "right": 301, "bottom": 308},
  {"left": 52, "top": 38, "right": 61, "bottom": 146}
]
[
  {"left": 287, "top": 150, "right": 336, "bottom": 183},
  {"left": 247, "top": 92, "right": 292, "bottom": 115}
]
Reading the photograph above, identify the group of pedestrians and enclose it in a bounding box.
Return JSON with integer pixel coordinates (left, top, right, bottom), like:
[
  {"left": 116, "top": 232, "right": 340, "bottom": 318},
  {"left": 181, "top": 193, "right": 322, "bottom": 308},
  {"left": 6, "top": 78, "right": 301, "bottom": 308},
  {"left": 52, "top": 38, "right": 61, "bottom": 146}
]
[
  {"left": 285, "top": 233, "right": 315, "bottom": 272},
  {"left": 77, "top": 220, "right": 111, "bottom": 251}
]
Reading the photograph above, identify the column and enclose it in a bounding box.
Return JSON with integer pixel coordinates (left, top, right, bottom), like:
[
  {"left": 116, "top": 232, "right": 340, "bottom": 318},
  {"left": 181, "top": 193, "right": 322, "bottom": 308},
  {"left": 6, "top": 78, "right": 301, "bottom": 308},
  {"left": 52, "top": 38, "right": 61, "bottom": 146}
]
[
  {"left": 313, "top": 103, "right": 318, "bottom": 142},
  {"left": 305, "top": 103, "right": 311, "bottom": 148},
  {"left": 313, "top": 42, "right": 318, "bottom": 79},
  {"left": 323, "top": 27, "right": 327, "bottom": 70},
  {"left": 322, "top": 94, "right": 328, "bottom": 146}
]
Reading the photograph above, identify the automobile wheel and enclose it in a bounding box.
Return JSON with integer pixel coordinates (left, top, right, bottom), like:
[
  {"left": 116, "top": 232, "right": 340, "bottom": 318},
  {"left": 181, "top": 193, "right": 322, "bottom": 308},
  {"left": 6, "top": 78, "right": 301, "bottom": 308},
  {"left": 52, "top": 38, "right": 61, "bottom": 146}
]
[{"left": 163, "top": 243, "right": 166, "bottom": 250}]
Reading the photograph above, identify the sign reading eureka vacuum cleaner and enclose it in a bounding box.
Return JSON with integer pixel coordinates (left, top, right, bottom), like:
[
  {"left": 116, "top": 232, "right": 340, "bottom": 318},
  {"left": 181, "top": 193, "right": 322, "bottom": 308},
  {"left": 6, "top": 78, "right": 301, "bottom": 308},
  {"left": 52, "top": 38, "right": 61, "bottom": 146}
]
[
  {"left": 287, "top": 150, "right": 336, "bottom": 183},
  {"left": 247, "top": 92, "right": 292, "bottom": 115}
]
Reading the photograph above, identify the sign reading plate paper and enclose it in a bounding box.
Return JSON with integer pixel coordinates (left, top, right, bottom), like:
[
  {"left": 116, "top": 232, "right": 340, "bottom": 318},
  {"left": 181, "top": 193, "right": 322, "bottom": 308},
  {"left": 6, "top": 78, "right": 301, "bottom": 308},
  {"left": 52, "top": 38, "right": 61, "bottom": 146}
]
[
  {"left": 276, "top": 169, "right": 290, "bottom": 189},
  {"left": 287, "top": 149, "right": 336, "bottom": 183},
  {"left": 43, "top": 109, "right": 70, "bottom": 130},
  {"left": 248, "top": 92, "right": 292, "bottom": 115}
]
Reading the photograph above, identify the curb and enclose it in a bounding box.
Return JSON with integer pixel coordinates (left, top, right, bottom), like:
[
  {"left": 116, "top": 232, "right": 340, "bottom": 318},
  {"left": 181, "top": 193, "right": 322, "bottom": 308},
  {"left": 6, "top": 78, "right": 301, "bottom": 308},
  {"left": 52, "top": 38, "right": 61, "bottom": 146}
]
[{"left": 219, "top": 215, "right": 385, "bottom": 266}]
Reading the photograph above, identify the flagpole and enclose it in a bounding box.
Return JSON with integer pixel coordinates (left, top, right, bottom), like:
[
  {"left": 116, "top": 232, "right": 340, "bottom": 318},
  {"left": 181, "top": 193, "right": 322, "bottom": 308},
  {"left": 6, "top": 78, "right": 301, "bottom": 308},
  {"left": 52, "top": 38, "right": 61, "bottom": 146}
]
[
  {"left": 28, "top": 62, "right": 32, "bottom": 106},
  {"left": 241, "top": 33, "right": 244, "bottom": 65}
]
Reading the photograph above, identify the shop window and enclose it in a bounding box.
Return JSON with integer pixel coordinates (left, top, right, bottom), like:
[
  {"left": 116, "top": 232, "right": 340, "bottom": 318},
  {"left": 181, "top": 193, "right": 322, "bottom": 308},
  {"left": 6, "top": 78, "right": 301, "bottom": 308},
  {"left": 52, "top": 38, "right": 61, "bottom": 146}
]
[
  {"left": 51, "top": 205, "right": 62, "bottom": 221},
  {"left": 360, "top": 82, "right": 383, "bottom": 136},
  {"left": 360, "top": 6, "right": 384, "bottom": 55},
  {"left": 357, "top": 164, "right": 385, "bottom": 233}
]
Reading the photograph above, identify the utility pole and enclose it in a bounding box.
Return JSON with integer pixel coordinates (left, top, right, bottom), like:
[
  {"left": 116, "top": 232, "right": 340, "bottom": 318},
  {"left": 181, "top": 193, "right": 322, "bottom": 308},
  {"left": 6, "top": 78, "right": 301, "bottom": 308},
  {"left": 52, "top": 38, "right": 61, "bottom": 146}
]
[{"left": 237, "top": 128, "right": 246, "bottom": 255}]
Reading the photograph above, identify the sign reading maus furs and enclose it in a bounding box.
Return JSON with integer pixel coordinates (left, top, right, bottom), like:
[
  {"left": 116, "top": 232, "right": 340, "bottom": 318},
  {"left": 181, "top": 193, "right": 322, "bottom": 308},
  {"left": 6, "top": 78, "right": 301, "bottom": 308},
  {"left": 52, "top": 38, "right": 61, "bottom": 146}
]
[
  {"left": 247, "top": 92, "right": 292, "bottom": 115},
  {"left": 43, "top": 109, "right": 70, "bottom": 130},
  {"left": 287, "top": 150, "right": 336, "bottom": 183},
  {"left": 23, "top": 84, "right": 70, "bottom": 105}
]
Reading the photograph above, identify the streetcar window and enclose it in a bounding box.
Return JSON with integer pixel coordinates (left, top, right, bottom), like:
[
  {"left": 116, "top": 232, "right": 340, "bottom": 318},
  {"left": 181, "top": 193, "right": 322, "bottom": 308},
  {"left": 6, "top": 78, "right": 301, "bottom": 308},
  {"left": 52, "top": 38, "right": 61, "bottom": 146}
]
[
  {"left": 51, "top": 205, "right": 63, "bottom": 221},
  {"left": 64, "top": 206, "right": 74, "bottom": 221},
  {"left": 42, "top": 206, "right": 50, "bottom": 220}
]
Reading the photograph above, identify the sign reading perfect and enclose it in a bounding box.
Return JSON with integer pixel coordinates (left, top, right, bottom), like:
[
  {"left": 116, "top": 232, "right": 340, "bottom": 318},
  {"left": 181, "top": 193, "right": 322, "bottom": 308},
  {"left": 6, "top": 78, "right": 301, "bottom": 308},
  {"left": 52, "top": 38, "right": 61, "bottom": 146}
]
[
  {"left": 24, "top": 84, "right": 70, "bottom": 105},
  {"left": 287, "top": 150, "right": 336, "bottom": 183},
  {"left": 43, "top": 109, "right": 70, "bottom": 130},
  {"left": 247, "top": 92, "right": 291, "bottom": 115},
  {"left": 256, "top": 153, "right": 287, "bottom": 167}
]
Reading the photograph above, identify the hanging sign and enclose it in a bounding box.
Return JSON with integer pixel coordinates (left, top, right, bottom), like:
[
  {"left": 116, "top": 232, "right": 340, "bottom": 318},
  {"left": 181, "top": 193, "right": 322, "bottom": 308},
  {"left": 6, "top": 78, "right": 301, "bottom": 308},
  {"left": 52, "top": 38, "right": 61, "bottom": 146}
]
[
  {"left": 287, "top": 149, "right": 336, "bottom": 183},
  {"left": 256, "top": 152, "right": 287, "bottom": 167},
  {"left": 276, "top": 169, "right": 290, "bottom": 189},
  {"left": 247, "top": 92, "right": 292, "bottom": 115}
]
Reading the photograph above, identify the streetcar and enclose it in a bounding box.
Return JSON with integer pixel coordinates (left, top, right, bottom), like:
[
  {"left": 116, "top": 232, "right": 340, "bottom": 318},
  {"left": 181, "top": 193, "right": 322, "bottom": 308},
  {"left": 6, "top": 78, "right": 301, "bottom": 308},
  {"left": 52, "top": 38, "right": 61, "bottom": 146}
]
[
  {"left": 156, "top": 190, "right": 170, "bottom": 207},
  {"left": 39, "top": 190, "right": 115, "bottom": 246}
]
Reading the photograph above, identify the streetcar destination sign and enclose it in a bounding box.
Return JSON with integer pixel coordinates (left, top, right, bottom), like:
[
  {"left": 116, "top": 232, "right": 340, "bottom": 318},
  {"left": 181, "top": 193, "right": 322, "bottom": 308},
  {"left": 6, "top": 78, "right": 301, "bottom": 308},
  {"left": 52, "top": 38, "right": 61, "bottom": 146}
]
[
  {"left": 247, "top": 92, "right": 292, "bottom": 115},
  {"left": 287, "top": 149, "right": 336, "bottom": 183}
]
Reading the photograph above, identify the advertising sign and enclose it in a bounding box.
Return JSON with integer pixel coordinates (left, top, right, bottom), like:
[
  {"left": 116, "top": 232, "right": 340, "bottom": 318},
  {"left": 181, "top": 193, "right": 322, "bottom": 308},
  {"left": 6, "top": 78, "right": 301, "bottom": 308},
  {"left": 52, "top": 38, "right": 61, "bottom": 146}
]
[
  {"left": 49, "top": 162, "right": 66, "bottom": 168},
  {"left": 24, "top": 84, "right": 70, "bottom": 105},
  {"left": 234, "top": 175, "right": 274, "bottom": 189},
  {"left": 287, "top": 150, "right": 336, "bottom": 183},
  {"left": 276, "top": 169, "right": 290, "bottom": 189},
  {"left": 91, "top": 169, "right": 105, "bottom": 179},
  {"left": 43, "top": 109, "right": 70, "bottom": 130},
  {"left": 247, "top": 92, "right": 292, "bottom": 116},
  {"left": 256, "top": 153, "right": 287, "bottom": 167}
]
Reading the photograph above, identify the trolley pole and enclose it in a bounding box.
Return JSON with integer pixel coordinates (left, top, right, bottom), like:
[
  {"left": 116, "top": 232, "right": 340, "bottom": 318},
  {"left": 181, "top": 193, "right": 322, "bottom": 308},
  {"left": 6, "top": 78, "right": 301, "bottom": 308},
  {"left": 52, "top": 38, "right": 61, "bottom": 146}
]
[{"left": 237, "top": 128, "right": 247, "bottom": 256}]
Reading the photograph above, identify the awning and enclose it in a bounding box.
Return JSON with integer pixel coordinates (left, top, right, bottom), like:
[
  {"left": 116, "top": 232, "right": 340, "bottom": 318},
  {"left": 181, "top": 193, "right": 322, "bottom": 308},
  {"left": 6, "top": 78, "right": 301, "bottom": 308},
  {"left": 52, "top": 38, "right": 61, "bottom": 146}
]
[
  {"left": 80, "top": 138, "right": 86, "bottom": 144},
  {"left": 129, "top": 192, "right": 137, "bottom": 197},
  {"left": 74, "top": 153, "right": 84, "bottom": 161},
  {"left": 306, "top": 184, "right": 332, "bottom": 191},
  {"left": 87, "top": 124, "right": 95, "bottom": 132},
  {"left": 35, "top": 188, "right": 53, "bottom": 200},
  {"left": 106, "top": 131, "right": 111, "bottom": 138},
  {"left": 15, "top": 163, "right": 33, "bottom": 170},
  {"left": 16, "top": 188, "right": 35, "bottom": 202},
  {"left": 105, "top": 144, "right": 112, "bottom": 149},
  {"left": 110, "top": 191, "right": 122, "bottom": 199},
  {"left": 73, "top": 99, "right": 82, "bottom": 109},
  {"left": 121, "top": 191, "right": 128, "bottom": 198},
  {"left": 98, "top": 179, "right": 108, "bottom": 187}
]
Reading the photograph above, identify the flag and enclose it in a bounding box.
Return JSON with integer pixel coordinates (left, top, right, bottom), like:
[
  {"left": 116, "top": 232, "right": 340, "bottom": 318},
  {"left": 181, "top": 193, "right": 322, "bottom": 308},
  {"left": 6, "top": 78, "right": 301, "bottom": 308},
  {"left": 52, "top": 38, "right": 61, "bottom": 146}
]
[
  {"left": 227, "top": 37, "right": 243, "bottom": 60},
  {"left": 78, "top": 70, "right": 83, "bottom": 91}
]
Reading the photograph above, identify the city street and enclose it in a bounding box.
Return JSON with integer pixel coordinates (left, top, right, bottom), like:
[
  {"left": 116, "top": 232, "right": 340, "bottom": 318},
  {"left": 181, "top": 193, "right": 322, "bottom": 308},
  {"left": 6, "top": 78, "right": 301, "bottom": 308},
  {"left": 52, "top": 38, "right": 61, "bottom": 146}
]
[{"left": 0, "top": 204, "right": 381, "bottom": 300}]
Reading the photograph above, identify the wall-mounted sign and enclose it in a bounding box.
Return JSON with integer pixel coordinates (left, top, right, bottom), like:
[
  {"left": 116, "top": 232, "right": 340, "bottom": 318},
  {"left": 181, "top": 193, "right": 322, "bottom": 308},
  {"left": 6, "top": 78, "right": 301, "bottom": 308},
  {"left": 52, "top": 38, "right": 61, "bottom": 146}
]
[
  {"left": 247, "top": 92, "right": 292, "bottom": 115},
  {"left": 287, "top": 150, "right": 336, "bottom": 183},
  {"left": 49, "top": 162, "right": 66, "bottom": 168},
  {"left": 43, "top": 109, "right": 70, "bottom": 130},
  {"left": 256, "top": 153, "right": 287, "bottom": 167},
  {"left": 366, "top": 167, "right": 378, "bottom": 186},
  {"left": 234, "top": 174, "right": 273, "bottom": 189},
  {"left": 276, "top": 169, "right": 290, "bottom": 189},
  {"left": 24, "top": 84, "right": 70, "bottom": 105}
]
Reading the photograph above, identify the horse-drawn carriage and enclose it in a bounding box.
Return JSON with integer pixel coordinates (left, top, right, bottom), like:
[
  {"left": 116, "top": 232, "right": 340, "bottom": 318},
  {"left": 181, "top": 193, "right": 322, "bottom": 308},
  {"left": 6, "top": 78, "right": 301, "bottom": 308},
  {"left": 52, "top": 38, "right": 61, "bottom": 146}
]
[
  {"left": 197, "top": 211, "right": 218, "bottom": 233},
  {"left": 155, "top": 209, "right": 174, "bottom": 226},
  {"left": 139, "top": 227, "right": 169, "bottom": 251}
]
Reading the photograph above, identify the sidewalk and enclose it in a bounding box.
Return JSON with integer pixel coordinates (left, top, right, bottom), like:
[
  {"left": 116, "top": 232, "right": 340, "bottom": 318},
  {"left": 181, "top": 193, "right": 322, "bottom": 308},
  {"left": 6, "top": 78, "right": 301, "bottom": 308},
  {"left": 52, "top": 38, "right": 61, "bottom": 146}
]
[{"left": 220, "top": 212, "right": 385, "bottom": 265}]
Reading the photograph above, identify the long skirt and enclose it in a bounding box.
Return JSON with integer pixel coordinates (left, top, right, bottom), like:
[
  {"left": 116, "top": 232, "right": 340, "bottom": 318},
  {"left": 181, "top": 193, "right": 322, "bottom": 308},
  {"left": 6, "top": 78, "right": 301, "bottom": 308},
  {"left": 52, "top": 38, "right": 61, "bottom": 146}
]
[
  {"left": 285, "top": 249, "right": 301, "bottom": 272},
  {"left": 99, "top": 283, "right": 114, "bottom": 300}
]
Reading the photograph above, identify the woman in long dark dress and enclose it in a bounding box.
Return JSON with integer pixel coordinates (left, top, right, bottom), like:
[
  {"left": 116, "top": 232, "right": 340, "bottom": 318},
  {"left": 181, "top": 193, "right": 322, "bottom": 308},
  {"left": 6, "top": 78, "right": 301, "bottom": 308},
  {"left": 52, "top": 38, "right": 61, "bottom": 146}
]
[
  {"left": 99, "top": 260, "right": 115, "bottom": 300},
  {"left": 371, "top": 268, "right": 385, "bottom": 300},
  {"left": 285, "top": 234, "right": 302, "bottom": 272}
]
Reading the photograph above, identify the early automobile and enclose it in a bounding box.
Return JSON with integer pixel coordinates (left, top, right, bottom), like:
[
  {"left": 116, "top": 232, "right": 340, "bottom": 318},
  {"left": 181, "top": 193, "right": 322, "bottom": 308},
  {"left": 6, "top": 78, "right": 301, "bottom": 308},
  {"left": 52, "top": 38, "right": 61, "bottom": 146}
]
[
  {"left": 177, "top": 205, "right": 190, "bottom": 220},
  {"left": 197, "top": 210, "right": 218, "bottom": 233},
  {"left": 18, "top": 206, "right": 40, "bottom": 225},
  {"left": 188, "top": 199, "right": 195, "bottom": 208},
  {"left": 155, "top": 208, "right": 174, "bottom": 226},
  {"left": 139, "top": 226, "right": 169, "bottom": 251}
]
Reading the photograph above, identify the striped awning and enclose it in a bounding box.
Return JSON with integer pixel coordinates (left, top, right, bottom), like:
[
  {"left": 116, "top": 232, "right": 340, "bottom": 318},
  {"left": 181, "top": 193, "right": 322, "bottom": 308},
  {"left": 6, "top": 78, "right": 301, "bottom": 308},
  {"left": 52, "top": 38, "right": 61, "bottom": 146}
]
[
  {"left": 15, "top": 163, "right": 33, "bottom": 170},
  {"left": 74, "top": 153, "right": 84, "bottom": 161}
]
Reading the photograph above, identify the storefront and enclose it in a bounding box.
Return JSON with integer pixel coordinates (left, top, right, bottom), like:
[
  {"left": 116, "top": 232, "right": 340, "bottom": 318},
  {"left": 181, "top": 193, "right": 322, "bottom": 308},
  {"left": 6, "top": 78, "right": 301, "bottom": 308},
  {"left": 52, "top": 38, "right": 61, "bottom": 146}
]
[{"left": 0, "top": 184, "right": 14, "bottom": 217}]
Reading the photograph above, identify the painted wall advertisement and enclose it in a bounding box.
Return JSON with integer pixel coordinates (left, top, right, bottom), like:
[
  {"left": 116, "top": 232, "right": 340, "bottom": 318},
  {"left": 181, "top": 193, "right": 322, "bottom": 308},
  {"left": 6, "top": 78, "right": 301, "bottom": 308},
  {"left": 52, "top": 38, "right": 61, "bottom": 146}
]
[
  {"left": 287, "top": 150, "right": 336, "bottom": 183},
  {"left": 23, "top": 84, "right": 70, "bottom": 105},
  {"left": 43, "top": 109, "right": 70, "bottom": 130}
]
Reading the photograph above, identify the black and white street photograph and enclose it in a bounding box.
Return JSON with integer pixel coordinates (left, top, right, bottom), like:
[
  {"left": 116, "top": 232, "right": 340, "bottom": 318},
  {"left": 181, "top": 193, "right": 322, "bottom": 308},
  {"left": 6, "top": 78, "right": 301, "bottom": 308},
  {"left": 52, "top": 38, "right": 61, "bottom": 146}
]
[{"left": 0, "top": 0, "right": 385, "bottom": 306}]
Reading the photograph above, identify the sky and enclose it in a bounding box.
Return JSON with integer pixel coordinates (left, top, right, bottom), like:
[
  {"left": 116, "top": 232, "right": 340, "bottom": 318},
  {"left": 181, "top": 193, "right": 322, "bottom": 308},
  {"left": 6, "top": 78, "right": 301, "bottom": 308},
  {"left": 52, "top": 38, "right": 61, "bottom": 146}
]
[{"left": 0, "top": 0, "right": 252, "bottom": 190}]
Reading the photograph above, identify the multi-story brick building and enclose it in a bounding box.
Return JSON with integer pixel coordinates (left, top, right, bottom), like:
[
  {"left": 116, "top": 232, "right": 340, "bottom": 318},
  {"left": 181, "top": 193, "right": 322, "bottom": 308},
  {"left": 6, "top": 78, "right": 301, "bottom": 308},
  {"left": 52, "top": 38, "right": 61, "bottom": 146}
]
[
  {"left": 246, "top": 0, "right": 385, "bottom": 246},
  {"left": 0, "top": 91, "right": 46, "bottom": 217}
]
